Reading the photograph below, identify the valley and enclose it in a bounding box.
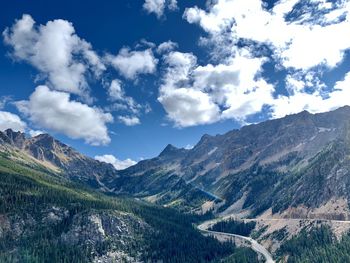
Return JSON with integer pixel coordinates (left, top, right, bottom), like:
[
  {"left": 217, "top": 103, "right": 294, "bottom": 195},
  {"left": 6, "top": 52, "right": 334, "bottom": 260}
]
[{"left": 3, "top": 107, "right": 350, "bottom": 262}]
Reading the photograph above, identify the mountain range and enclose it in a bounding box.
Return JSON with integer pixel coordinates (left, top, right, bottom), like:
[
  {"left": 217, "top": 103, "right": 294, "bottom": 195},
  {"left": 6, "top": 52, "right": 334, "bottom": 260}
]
[
  {"left": 112, "top": 106, "right": 350, "bottom": 218},
  {"left": 3, "top": 106, "right": 350, "bottom": 218},
  {"left": 2, "top": 106, "right": 350, "bottom": 262},
  {"left": 0, "top": 128, "right": 242, "bottom": 262}
]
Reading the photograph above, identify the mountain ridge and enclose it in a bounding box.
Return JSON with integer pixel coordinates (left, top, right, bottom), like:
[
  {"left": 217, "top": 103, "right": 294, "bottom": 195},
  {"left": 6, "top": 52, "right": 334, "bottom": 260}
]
[
  {"left": 2, "top": 106, "right": 350, "bottom": 261},
  {"left": 0, "top": 129, "right": 119, "bottom": 190},
  {"left": 2, "top": 106, "right": 350, "bottom": 217},
  {"left": 112, "top": 106, "right": 350, "bottom": 216}
]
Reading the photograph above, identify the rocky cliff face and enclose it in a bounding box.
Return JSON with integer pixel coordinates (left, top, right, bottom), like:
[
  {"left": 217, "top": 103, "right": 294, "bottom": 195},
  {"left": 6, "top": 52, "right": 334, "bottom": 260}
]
[
  {"left": 0, "top": 207, "right": 149, "bottom": 262},
  {"left": 0, "top": 129, "right": 118, "bottom": 190},
  {"left": 113, "top": 106, "right": 350, "bottom": 217}
]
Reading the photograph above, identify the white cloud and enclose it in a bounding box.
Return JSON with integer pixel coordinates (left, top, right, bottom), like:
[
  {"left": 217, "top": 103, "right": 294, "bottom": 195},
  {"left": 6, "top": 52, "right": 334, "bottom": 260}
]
[
  {"left": 95, "top": 154, "right": 137, "bottom": 170},
  {"left": 179, "top": 0, "right": 350, "bottom": 122},
  {"left": 29, "top": 129, "right": 44, "bottom": 137},
  {"left": 118, "top": 116, "right": 140, "bottom": 126},
  {"left": 106, "top": 48, "right": 158, "bottom": 79},
  {"left": 0, "top": 96, "right": 12, "bottom": 110},
  {"left": 143, "top": 0, "right": 178, "bottom": 18},
  {"left": 158, "top": 50, "right": 274, "bottom": 126},
  {"left": 107, "top": 79, "right": 124, "bottom": 101},
  {"left": 158, "top": 51, "right": 220, "bottom": 127},
  {"left": 157, "top": 40, "right": 178, "bottom": 54},
  {"left": 184, "top": 0, "right": 350, "bottom": 70},
  {"left": 271, "top": 71, "right": 350, "bottom": 118},
  {"left": 168, "top": 0, "right": 177, "bottom": 10},
  {"left": 106, "top": 79, "right": 142, "bottom": 116},
  {"left": 3, "top": 14, "right": 105, "bottom": 99},
  {"left": 193, "top": 53, "right": 274, "bottom": 121},
  {"left": 159, "top": 87, "right": 221, "bottom": 127},
  {"left": 0, "top": 111, "right": 26, "bottom": 132},
  {"left": 184, "top": 144, "right": 194, "bottom": 150},
  {"left": 16, "top": 86, "right": 113, "bottom": 145}
]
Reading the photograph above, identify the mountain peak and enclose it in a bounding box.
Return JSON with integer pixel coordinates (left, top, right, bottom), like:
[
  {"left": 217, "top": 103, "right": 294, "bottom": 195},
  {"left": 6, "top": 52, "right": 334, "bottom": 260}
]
[
  {"left": 159, "top": 144, "right": 179, "bottom": 157},
  {"left": 29, "top": 132, "right": 68, "bottom": 151},
  {"left": 32, "top": 133, "right": 55, "bottom": 141},
  {"left": 4, "top": 128, "right": 25, "bottom": 138},
  {"left": 197, "top": 134, "right": 213, "bottom": 145},
  {"left": 3, "top": 129, "right": 26, "bottom": 148},
  {"left": 333, "top": 105, "right": 350, "bottom": 113}
]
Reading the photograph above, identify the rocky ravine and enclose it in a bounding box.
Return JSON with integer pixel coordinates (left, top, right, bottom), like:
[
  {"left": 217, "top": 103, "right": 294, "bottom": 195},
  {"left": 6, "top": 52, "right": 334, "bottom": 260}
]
[{"left": 2, "top": 209, "right": 149, "bottom": 262}]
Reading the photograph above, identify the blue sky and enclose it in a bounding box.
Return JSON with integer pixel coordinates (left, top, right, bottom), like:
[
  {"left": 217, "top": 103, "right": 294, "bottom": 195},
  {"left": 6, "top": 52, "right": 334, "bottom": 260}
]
[{"left": 1, "top": 0, "right": 350, "bottom": 169}]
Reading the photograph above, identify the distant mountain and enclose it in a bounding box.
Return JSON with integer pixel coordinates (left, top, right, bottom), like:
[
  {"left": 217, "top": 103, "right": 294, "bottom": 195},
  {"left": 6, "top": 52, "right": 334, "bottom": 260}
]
[
  {"left": 3, "top": 107, "right": 350, "bottom": 261},
  {"left": 112, "top": 106, "right": 350, "bottom": 218},
  {"left": 0, "top": 129, "right": 118, "bottom": 190},
  {"left": 0, "top": 128, "right": 214, "bottom": 212},
  {"left": 3, "top": 106, "right": 350, "bottom": 219}
]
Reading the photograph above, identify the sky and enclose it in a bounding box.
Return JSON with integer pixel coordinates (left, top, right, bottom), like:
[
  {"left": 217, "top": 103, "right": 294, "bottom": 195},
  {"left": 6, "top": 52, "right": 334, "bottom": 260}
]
[{"left": 1, "top": 0, "right": 350, "bottom": 170}]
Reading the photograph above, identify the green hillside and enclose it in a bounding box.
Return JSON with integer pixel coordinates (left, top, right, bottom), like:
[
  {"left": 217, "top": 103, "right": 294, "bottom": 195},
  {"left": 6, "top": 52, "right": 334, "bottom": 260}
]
[{"left": 0, "top": 151, "right": 248, "bottom": 263}]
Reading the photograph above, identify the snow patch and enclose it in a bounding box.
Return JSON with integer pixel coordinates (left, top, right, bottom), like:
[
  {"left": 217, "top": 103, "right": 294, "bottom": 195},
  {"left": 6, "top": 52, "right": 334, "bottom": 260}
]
[
  {"left": 208, "top": 147, "right": 218, "bottom": 156},
  {"left": 318, "top": 127, "right": 332, "bottom": 133}
]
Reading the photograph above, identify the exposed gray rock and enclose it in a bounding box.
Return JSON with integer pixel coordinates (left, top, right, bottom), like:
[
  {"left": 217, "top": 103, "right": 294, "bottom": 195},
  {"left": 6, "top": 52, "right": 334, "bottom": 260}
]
[{"left": 111, "top": 106, "right": 350, "bottom": 216}]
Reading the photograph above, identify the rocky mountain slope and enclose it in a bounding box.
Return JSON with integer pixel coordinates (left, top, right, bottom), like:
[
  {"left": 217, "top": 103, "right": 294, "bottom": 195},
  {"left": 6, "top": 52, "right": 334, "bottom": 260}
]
[
  {"left": 2, "top": 107, "right": 350, "bottom": 261},
  {"left": 3, "top": 106, "right": 350, "bottom": 219},
  {"left": 112, "top": 106, "right": 350, "bottom": 218},
  {"left": 0, "top": 141, "right": 240, "bottom": 262},
  {"left": 0, "top": 128, "right": 216, "bottom": 213},
  {"left": 0, "top": 129, "right": 120, "bottom": 190}
]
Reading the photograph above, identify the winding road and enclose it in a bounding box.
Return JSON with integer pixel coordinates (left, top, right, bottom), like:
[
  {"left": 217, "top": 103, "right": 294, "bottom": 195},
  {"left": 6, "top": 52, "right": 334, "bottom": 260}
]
[
  {"left": 197, "top": 218, "right": 275, "bottom": 263},
  {"left": 197, "top": 216, "right": 350, "bottom": 262}
]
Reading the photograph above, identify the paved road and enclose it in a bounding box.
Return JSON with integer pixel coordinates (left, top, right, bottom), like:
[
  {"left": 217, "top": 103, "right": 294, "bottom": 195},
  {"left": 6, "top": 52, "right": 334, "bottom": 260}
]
[
  {"left": 244, "top": 217, "right": 350, "bottom": 224},
  {"left": 197, "top": 215, "right": 350, "bottom": 263},
  {"left": 197, "top": 219, "right": 275, "bottom": 263}
]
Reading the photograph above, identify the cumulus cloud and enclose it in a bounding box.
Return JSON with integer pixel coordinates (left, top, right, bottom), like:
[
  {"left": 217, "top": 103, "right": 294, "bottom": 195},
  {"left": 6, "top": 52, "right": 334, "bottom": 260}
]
[
  {"left": 16, "top": 86, "right": 113, "bottom": 145},
  {"left": 3, "top": 14, "right": 105, "bottom": 99},
  {"left": 118, "top": 116, "right": 140, "bottom": 126},
  {"left": 157, "top": 40, "right": 178, "bottom": 54},
  {"left": 106, "top": 48, "right": 158, "bottom": 80},
  {"left": 0, "top": 111, "right": 26, "bottom": 132},
  {"left": 158, "top": 50, "right": 274, "bottom": 127},
  {"left": 106, "top": 79, "right": 144, "bottom": 118},
  {"left": 95, "top": 154, "right": 137, "bottom": 170},
  {"left": 184, "top": 0, "right": 350, "bottom": 70},
  {"left": 271, "top": 71, "right": 350, "bottom": 118},
  {"left": 107, "top": 79, "right": 124, "bottom": 101},
  {"left": 178, "top": 0, "right": 350, "bottom": 123},
  {"left": 29, "top": 129, "right": 44, "bottom": 137},
  {"left": 159, "top": 87, "right": 221, "bottom": 127},
  {"left": 158, "top": 51, "right": 220, "bottom": 127},
  {"left": 184, "top": 144, "right": 194, "bottom": 150},
  {"left": 0, "top": 96, "right": 12, "bottom": 110},
  {"left": 143, "top": 0, "right": 178, "bottom": 18}
]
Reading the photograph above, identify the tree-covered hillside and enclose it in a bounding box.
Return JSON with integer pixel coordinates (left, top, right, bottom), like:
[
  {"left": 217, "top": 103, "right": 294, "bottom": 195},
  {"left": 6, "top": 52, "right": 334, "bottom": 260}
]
[
  {"left": 277, "top": 226, "right": 350, "bottom": 263},
  {"left": 209, "top": 219, "right": 256, "bottom": 236},
  {"left": 0, "top": 150, "right": 253, "bottom": 262}
]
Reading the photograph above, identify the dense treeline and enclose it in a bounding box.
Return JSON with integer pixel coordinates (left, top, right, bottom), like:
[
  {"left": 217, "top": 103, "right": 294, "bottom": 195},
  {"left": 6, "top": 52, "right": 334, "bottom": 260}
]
[
  {"left": 216, "top": 247, "right": 259, "bottom": 263},
  {"left": 209, "top": 219, "right": 256, "bottom": 236},
  {"left": 277, "top": 225, "right": 350, "bottom": 262},
  {"left": 0, "top": 153, "right": 247, "bottom": 262}
]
